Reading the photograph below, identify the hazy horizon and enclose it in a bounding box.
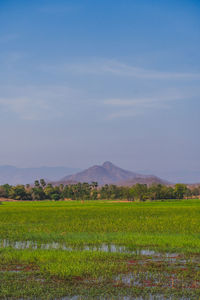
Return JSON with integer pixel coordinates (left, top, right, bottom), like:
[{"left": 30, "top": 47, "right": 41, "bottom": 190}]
[
  {"left": 0, "top": 162, "right": 199, "bottom": 184},
  {"left": 0, "top": 0, "right": 200, "bottom": 183}
]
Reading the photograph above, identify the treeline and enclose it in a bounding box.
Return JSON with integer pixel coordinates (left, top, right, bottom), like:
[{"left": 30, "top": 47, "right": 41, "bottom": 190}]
[{"left": 0, "top": 179, "right": 200, "bottom": 201}]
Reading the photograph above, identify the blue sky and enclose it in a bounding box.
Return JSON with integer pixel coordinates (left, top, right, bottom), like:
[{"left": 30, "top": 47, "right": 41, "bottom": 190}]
[{"left": 0, "top": 0, "right": 200, "bottom": 182}]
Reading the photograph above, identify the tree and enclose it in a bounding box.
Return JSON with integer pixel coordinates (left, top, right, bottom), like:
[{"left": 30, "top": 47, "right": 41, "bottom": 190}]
[
  {"left": 91, "top": 182, "right": 98, "bottom": 189},
  {"left": 44, "top": 184, "right": 54, "bottom": 199},
  {"left": 34, "top": 180, "right": 40, "bottom": 187},
  {"left": 9, "top": 185, "right": 28, "bottom": 200},
  {"left": 1, "top": 184, "right": 12, "bottom": 198},
  {"left": 131, "top": 184, "right": 148, "bottom": 201},
  {"left": 30, "top": 187, "right": 45, "bottom": 200},
  {"left": 174, "top": 184, "right": 188, "bottom": 199},
  {"left": 51, "top": 193, "right": 60, "bottom": 201},
  {"left": 40, "top": 179, "right": 46, "bottom": 188},
  {"left": 185, "top": 188, "right": 192, "bottom": 199},
  {"left": 191, "top": 187, "right": 200, "bottom": 197},
  {"left": 59, "top": 184, "right": 64, "bottom": 192},
  {"left": 92, "top": 189, "right": 98, "bottom": 200},
  {"left": 0, "top": 186, "right": 7, "bottom": 198}
]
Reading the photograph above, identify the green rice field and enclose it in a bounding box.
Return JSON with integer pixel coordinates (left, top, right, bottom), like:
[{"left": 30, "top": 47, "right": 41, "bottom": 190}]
[{"left": 0, "top": 199, "right": 200, "bottom": 299}]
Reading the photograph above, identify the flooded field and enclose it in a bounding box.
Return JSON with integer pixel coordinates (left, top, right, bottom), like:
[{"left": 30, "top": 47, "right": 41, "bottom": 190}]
[
  {"left": 0, "top": 239, "right": 180, "bottom": 256},
  {"left": 0, "top": 200, "right": 200, "bottom": 299}
]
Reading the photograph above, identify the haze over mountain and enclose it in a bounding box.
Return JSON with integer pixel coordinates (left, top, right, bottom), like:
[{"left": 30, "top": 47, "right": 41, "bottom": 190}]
[
  {"left": 0, "top": 166, "right": 79, "bottom": 185},
  {"left": 1, "top": 162, "right": 198, "bottom": 186},
  {"left": 60, "top": 161, "right": 169, "bottom": 186},
  {"left": 150, "top": 170, "right": 200, "bottom": 184}
]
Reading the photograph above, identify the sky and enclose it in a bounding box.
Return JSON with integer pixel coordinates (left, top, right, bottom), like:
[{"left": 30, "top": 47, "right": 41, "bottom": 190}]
[{"left": 0, "top": 0, "right": 200, "bottom": 182}]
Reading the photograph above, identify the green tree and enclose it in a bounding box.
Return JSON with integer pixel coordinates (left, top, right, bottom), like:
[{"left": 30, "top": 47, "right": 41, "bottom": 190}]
[
  {"left": 131, "top": 184, "right": 148, "bottom": 201},
  {"left": 34, "top": 180, "right": 40, "bottom": 187},
  {"left": 9, "top": 185, "right": 28, "bottom": 200},
  {"left": 174, "top": 184, "right": 188, "bottom": 199},
  {"left": 30, "top": 187, "right": 45, "bottom": 200},
  {"left": 51, "top": 193, "right": 60, "bottom": 201},
  {"left": 1, "top": 184, "right": 12, "bottom": 198},
  {"left": 40, "top": 179, "right": 46, "bottom": 188},
  {"left": 0, "top": 186, "right": 8, "bottom": 198}
]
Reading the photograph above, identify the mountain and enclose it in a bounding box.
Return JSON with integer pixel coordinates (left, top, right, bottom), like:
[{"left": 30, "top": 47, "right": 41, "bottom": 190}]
[
  {"left": 0, "top": 166, "right": 79, "bottom": 185},
  {"left": 60, "top": 161, "right": 169, "bottom": 186}
]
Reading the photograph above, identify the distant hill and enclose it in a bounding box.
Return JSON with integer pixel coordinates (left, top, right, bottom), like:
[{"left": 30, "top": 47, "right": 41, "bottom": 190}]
[
  {"left": 0, "top": 166, "right": 79, "bottom": 185},
  {"left": 59, "top": 161, "right": 169, "bottom": 186},
  {"left": 152, "top": 170, "right": 200, "bottom": 184},
  {"left": 117, "top": 176, "right": 169, "bottom": 187}
]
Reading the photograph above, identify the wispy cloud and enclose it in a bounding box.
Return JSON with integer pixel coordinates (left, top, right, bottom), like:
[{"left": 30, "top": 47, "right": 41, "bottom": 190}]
[
  {"left": 0, "top": 85, "right": 79, "bottom": 121},
  {"left": 51, "top": 59, "right": 200, "bottom": 80},
  {"left": 101, "top": 61, "right": 200, "bottom": 80},
  {"left": 104, "top": 88, "right": 200, "bottom": 119},
  {"left": 2, "top": 58, "right": 200, "bottom": 121},
  {"left": 0, "top": 97, "right": 58, "bottom": 121},
  {"left": 105, "top": 93, "right": 183, "bottom": 107}
]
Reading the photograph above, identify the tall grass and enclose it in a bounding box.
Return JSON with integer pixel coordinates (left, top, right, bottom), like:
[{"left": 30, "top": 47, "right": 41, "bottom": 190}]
[{"left": 0, "top": 199, "right": 200, "bottom": 252}]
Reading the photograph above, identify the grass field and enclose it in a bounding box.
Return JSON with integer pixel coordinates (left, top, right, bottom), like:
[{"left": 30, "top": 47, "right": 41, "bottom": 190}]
[{"left": 0, "top": 199, "right": 200, "bottom": 299}]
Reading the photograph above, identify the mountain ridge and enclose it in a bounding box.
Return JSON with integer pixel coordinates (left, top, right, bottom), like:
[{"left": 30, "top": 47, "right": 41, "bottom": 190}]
[{"left": 60, "top": 161, "right": 169, "bottom": 186}]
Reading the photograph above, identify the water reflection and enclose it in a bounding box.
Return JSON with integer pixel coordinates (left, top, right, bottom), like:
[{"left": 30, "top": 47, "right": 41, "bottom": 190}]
[{"left": 0, "top": 239, "right": 178, "bottom": 258}]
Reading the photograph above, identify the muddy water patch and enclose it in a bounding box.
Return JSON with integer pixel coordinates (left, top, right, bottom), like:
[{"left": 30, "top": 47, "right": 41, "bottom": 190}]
[
  {"left": 114, "top": 270, "right": 200, "bottom": 290},
  {"left": 115, "top": 271, "right": 172, "bottom": 288},
  {"left": 0, "top": 239, "right": 179, "bottom": 256},
  {"left": 1, "top": 239, "right": 200, "bottom": 268},
  {"left": 0, "top": 270, "right": 22, "bottom": 273}
]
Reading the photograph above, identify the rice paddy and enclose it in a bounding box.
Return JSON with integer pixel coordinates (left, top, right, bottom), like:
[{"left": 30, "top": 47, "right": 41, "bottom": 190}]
[{"left": 0, "top": 199, "right": 200, "bottom": 299}]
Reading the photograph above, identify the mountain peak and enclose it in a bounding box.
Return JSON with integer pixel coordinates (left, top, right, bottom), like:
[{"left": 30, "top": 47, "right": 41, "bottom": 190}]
[{"left": 102, "top": 161, "right": 114, "bottom": 168}]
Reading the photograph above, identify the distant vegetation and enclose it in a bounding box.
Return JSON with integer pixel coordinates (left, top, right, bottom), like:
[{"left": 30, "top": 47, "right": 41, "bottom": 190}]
[{"left": 0, "top": 179, "right": 199, "bottom": 201}]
